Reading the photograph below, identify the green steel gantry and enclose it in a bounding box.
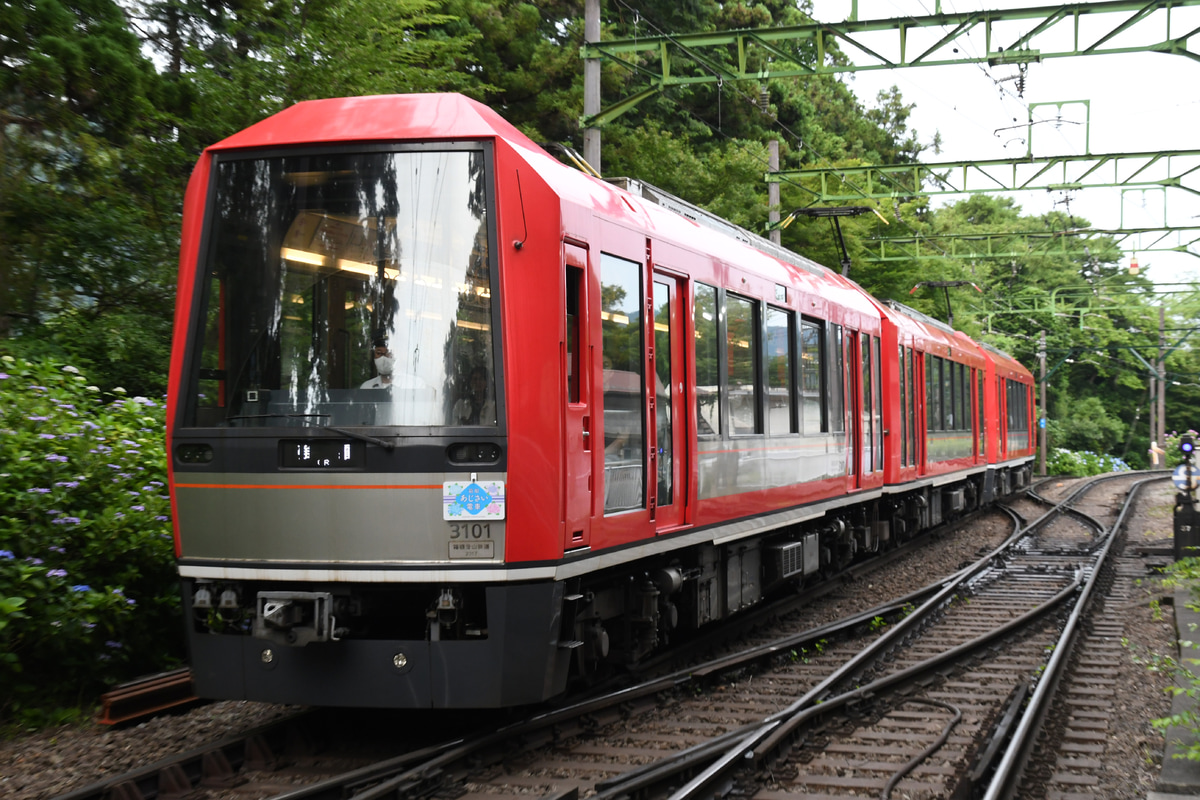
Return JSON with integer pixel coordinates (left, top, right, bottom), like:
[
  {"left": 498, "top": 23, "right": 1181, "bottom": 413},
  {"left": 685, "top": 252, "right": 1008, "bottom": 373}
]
[
  {"left": 768, "top": 149, "right": 1200, "bottom": 202},
  {"left": 579, "top": 0, "right": 1200, "bottom": 127},
  {"left": 862, "top": 225, "right": 1200, "bottom": 261}
]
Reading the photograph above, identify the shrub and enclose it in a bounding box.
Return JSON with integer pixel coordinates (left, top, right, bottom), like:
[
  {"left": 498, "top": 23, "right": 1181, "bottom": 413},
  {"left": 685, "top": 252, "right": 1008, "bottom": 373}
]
[
  {"left": 1045, "top": 447, "right": 1132, "bottom": 477},
  {"left": 0, "top": 356, "right": 182, "bottom": 728}
]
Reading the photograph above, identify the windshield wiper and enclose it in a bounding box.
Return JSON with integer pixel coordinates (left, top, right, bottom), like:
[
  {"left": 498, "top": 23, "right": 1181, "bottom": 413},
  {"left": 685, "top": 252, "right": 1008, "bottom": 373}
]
[
  {"left": 323, "top": 425, "right": 396, "bottom": 451},
  {"left": 223, "top": 414, "right": 394, "bottom": 451}
]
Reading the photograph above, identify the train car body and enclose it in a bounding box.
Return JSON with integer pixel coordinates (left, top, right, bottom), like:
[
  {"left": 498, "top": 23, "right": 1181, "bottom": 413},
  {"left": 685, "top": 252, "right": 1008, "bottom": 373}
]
[
  {"left": 168, "top": 93, "right": 1033, "bottom": 709},
  {"left": 981, "top": 342, "right": 1037, "bottom": 496}
]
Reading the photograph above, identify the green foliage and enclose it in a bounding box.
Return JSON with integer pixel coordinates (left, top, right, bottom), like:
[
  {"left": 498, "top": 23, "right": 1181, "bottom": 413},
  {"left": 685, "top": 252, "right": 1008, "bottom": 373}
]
[
  {"left": 0, "top": 356, "right": 182, "bottom": 727},
  {"left": 1143, "top": 557, "right": 1200, "bottom": 761},
  {"left": 1045, "top": 447, "right": 1131, "bottom": 477},
  {"left": 1047, "top": 396, "right": 1126, "bottom": 455}
]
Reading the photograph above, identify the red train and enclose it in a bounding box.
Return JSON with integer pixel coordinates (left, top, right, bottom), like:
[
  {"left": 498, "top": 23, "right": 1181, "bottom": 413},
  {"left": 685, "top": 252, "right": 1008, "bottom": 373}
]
[{"left": 166, "top": 93, "right": 1035, "bottom": 708}]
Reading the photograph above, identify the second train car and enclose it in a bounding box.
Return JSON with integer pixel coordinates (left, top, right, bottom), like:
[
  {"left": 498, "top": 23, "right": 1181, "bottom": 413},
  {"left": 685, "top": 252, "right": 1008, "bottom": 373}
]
[{"left": 167, "top": 93, "right": 1035, "bottom": 709}]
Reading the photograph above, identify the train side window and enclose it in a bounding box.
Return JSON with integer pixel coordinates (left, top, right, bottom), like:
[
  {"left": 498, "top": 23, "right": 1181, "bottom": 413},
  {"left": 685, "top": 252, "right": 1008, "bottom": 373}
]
[
  {"left": 566, "top": 265, "right": 582, "bottom": 404},
  {"left": 694, "top": 283, "right": 720, "bottom": 437},
  {"left": 800, "top": 317, "right": 826, "bottom": 434},
  {"left": 828, "top": 324, "right": 845, "bottom": 433},
  {"left": 601, "top": 253, "right": 645, "bottom": 515},
  {"left": 193, "top": 275, "right": 226, "bottom": 423},
  {"left": 766, "top": 306, "right": 796, "bottom": 435},
  {"left": 726, "top": 293, "right": 761, "bottom": 436}
]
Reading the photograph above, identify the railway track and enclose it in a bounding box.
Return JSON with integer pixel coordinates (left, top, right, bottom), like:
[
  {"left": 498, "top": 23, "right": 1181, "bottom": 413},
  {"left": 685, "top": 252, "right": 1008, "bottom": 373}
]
[{"left": 52, "top": 473, "right": 1169, "bottom": 800}]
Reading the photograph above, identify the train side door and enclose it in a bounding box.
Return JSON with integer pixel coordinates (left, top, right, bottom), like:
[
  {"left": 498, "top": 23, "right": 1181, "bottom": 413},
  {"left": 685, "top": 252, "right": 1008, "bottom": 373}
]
[
  {"left": 914, "top": 352, "right": 927, "bottom": 476},
  {"left": 858, "top": 332, "right": 874, "bottom": 485},
  {"left": 997, "top": 376, "right": 1009, "bottom": 461},
  {"left": 846, "top": 332, "right": 862, "bottom": 490},
  {"left": 652, "top": 273, "right": 688, "bottom": 531},
  {"left": 563, "top": 243, "right": 592, "bottom": 548}
]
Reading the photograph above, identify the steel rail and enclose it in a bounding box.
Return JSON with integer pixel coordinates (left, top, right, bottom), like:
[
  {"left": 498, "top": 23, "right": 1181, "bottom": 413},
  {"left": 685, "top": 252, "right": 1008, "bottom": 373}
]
[
  {"left": 657, "top": 472, "right": 1144, "bottom": 800},
  {"left": 981, "top": 474, "right": 1168, "bottom": 799}
]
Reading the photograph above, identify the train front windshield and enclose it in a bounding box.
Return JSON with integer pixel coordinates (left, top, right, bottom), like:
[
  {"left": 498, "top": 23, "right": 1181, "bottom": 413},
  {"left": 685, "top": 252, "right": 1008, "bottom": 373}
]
[{"left": 184, "top": 147, "right": 498, "bottom": 429}]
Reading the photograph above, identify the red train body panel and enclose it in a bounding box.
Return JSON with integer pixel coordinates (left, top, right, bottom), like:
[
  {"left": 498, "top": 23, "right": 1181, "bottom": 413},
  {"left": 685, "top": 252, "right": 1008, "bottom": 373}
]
[{"left": 167, "top": 94, "right": 1034, "bottom": 709}]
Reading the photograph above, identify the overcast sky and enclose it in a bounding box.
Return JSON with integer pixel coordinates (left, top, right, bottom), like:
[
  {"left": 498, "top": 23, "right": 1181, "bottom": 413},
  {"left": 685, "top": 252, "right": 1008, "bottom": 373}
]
[{"left": 811, "top": 0, "right": 1200, "bottom": 284}]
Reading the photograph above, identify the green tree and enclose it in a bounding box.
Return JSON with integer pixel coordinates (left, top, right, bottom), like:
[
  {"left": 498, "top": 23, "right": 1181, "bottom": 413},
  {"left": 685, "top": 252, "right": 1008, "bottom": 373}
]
[{"left": 1, "top": 0, "right": 183, "bottom": 395}]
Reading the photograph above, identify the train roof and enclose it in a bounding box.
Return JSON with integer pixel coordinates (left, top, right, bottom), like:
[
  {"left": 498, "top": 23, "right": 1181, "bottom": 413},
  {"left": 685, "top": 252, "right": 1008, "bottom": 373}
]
[
  {"left": 979, "top": 341, "right": 1034, "bottom": 381},
  {"left": 205, "top": 93, "right": 545, "bottom": 155},
  {"left": 877, "top": 300, "right": 985, "bottom": 366}
]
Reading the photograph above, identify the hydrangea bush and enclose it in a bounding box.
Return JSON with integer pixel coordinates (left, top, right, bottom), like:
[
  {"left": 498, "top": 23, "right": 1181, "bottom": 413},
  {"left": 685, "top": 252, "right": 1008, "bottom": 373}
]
[
  {"left": 0, "top": 356, "right": 183, "bottom": 726},
  {"left": 1045, "top": 447, "right": 1132, "bottom": 476}
]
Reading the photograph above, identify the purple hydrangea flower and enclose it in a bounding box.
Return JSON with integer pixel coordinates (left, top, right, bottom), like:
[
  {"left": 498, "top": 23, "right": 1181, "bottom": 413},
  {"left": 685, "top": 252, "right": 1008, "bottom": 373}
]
[
  {"left": 71, "top": 585, "right": 91, "bottom": 592},
  {"left": 46, "top": 454, "right": 68, "bottom": 462},
  {"left": 28, "top": 415, "right": 49, "bottom": 421},
  {"left": 131, "top": 505, "right": 146, "bottom": 512},
  {"left": 105, "top": 640, "right": 123, "bottom": 649},
  {"left": 55, "top": 481, "right": 79, "bottom": 488},
  {"left": 27, "top": 488, "right": 50, "bottom": 494},
  {"left": 0, "top": 550, "right": 14, "bottom": 559},
  {"left": 25, "top": 557, "right": 43, "bottom": 565},
  {"left": 49, "top": 546, "right": 66, "bottom": 553},
  {"left": 47, "top": 568, "right": 67, "bottom": 578},
  {"left": 38, "top": 433, "right": 56, "bottom": 440}
]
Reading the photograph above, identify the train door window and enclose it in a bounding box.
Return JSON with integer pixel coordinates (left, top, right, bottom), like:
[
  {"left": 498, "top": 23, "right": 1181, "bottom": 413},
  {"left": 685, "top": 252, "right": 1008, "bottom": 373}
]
[
  {"left": 653, "top": 279, "right": 675, "bottom": 507},
  {"left": 925, "top": 355, "right": 936, "bottom": 432},
  {"left": 872, "top": 336, "right": 883, "bottom": 471},
  {"left": 766, "top": 307, "right": 796, "bottom": 435},
  {"left": 695, "top": 283, "right": 720, "bottom": 437},
  {"left": 941, "top": 358, "right": 953, "bottom": 430},
  {"left": 860, "top": 332, "right": 873, "bottom": 474},
  {"left": 844, "top": 332, "right": 854, "bottom": 475},
  {"left": 977, "top": 369, "right": 985, "bottom": 456},
  {"left": 904, "top": 346, "right": 916, "bottom": 466},
  {"left": 960, "top": 363, "right": 970, "bottom": 431},
  {"left": 726, "top": 293, "right": 761, "bottom": 436},
  {"left": 800, "top": 317, "right": 826, "bottom": 434},
  {"left": 601, "top": 253, "right": 645, "bottom": 515},
  {"left": 899, "top": 345, "right": 907, "bottom": 466},
  {"left": 947, "top": 361, "right": 958, "bottom": 431},
  {"left": 828, "top": 323, "right": 846, "bottom": 433},
  {"left": 566, "top": 265, "right": 582, "bottom": 404}
]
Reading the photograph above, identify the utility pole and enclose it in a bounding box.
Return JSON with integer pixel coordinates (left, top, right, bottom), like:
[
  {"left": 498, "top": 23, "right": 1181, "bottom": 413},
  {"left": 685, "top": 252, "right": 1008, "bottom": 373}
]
[
  {"left": 583, "top": 0, "right": 602, "bottom": 174},
  {"left": 1159, "top": 305, "right": 1167, "bottom": 444},
  {"left": 1039, "top": 330, "right": 1047, "bottom": 476},
  {"left": 762, "top": 84, "right": 780, "bottom": 245}
]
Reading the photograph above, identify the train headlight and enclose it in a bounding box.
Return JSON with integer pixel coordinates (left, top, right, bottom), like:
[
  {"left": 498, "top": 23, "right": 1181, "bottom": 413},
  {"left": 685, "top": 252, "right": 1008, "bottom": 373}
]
[
  {"left": 176, "top": 443, "right": 214, "bottom": 464},
  {"left": 447, "top": 442, "right": 501, "bottom": 464}
]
